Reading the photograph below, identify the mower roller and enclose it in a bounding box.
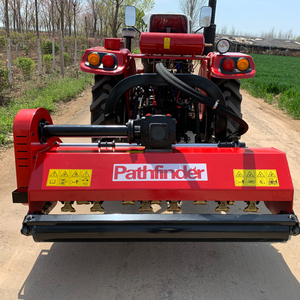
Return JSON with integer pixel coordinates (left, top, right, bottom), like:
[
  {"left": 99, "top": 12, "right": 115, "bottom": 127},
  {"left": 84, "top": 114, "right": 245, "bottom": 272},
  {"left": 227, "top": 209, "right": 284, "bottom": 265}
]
[{"left": 12, "top": 1, "right": 299, "bottom": 242}]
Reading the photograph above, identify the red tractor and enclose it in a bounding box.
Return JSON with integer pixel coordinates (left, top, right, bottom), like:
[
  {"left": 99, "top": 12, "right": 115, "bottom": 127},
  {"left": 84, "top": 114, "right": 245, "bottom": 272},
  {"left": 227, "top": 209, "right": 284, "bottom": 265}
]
[
  {"left": 81, "top": 4, "right": 254, "bottom": 145},
  {"left": 12, "top": 1, "right": 299, "bottom": 242}
]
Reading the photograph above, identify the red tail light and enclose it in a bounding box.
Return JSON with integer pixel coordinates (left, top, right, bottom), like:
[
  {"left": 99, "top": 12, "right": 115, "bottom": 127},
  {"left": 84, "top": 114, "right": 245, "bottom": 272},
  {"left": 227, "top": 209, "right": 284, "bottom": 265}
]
[
  {"left": 222, "top": 58, "right": 235, "bottom": 71},
  {"left": 102, "top": 55, "right": 115, "bottom": 68}
]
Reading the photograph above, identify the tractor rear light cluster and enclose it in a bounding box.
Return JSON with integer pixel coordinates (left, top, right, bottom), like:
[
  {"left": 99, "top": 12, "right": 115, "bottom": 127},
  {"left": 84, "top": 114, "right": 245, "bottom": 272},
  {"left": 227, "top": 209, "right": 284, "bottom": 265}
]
[
  {"left": 220, "top": 57, "right": 251, "bottom": 74},
  {"left": 86, "top": 52, "right": 117, "bottom": 70}
]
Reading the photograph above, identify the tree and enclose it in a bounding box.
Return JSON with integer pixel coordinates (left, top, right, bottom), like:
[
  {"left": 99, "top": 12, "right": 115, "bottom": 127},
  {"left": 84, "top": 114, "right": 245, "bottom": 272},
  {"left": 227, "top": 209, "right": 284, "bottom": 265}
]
[
  {"left": 5, "top": 0, "right": 12, "bottom": 84},
  {"left": 73, "top": 0, "right": 82, "bottom": 64},
  {"left": 35, "top": 0, "right": 42, "bottom": 75},
  {"left": 136, "top": 8, "right": 146, "bottom": 32},
  {"left": 90, "top": 0, "right": 97, "bottom": 38},
  {"left": 96, "top": 0, "right": 109, "bottom": 43},
  {"left": 135, "top": 0, "right": 154, "bottom": 32},
  {"left": 65, "top": 0, "right": 73, "bottom": 37},
  {"left": 51, "top": 0, "right": 56, "bottom": 71},
  {"left": 179, "top": 0, "right": 205, "bottom": 31},
  {"left": 107, "top": 0, "right": 125, "bottom": 37},
  {"left": 219, "top": 25, "right": 227, "bottom": 35},
  {"left": 106, "top": 0, "right": 154, "bottom": 37}
]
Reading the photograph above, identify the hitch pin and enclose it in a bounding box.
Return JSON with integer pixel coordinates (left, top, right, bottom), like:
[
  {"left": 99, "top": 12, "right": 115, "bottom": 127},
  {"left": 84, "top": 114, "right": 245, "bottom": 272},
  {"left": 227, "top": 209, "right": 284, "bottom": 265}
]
[{"left": 213, "top": 100, "right": 220, "bottom": 110}]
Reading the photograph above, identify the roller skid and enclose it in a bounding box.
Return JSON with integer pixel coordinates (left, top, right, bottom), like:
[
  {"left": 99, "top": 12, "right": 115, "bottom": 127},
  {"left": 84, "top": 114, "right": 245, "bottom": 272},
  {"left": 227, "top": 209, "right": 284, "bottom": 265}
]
[
  {"left": 12, "top": 108, "right": 299, "bottom": 242},
  {"left": 21, "top": 214, "right": 299, "bottom": 243}
]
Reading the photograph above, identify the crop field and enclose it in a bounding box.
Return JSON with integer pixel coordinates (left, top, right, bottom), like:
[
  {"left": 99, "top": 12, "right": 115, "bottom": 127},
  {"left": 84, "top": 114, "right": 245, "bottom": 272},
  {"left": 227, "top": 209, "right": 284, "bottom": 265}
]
[{"left": 241, "top": 54, "right": 300, "bottom": 119}]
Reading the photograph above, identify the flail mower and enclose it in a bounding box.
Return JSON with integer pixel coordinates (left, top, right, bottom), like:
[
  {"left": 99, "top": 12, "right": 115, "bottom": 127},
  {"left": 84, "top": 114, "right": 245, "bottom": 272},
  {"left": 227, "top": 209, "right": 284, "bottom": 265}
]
[{"left": 12, "top": 1, "right": 299, "bottom": 242}]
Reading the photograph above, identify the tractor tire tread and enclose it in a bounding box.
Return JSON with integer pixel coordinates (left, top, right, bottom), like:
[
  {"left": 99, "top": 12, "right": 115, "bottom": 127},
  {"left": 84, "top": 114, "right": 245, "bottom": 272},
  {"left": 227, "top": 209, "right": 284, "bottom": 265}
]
[
  {"left": 90, "top": 92, "right": 109, "bottom": 112},
  {"left": 92, "top": 75, "right": 111, "bottom": 92},
  {"left": 91, "top": 76, "right": 120, "bottom": 126},
  {"left": 212, "top": 78, "right": 243, "bottom": 141}
]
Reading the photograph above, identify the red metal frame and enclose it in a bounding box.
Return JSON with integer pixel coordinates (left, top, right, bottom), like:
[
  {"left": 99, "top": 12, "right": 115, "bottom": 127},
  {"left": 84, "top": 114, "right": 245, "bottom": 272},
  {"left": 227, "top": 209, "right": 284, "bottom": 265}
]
[
  {"left": 14, "top": 109, "right": 294, "bottom": 215},
  {"left": 80, "top": 36, "right": 255, "bottom": 81}
]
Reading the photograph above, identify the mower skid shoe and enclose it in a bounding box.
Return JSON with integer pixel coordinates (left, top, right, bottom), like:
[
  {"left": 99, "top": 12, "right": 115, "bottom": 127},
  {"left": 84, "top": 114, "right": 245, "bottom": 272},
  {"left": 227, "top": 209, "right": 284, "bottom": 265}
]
[{"left": 21, "top": 213, "right": 299, "bottom": 242}]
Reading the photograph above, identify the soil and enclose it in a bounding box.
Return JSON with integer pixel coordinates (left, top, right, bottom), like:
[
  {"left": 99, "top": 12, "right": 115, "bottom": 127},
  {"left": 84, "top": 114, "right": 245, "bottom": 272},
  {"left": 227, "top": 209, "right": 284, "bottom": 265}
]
[{"left": 1, "top": 85, "right": 300, "bottom": 299}]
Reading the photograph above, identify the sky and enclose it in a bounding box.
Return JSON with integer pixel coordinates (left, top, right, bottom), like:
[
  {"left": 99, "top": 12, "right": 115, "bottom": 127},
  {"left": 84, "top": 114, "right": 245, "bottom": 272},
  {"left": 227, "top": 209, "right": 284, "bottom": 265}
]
[{"left": 149, "top": 0, "right": 300, "bottom": 38}]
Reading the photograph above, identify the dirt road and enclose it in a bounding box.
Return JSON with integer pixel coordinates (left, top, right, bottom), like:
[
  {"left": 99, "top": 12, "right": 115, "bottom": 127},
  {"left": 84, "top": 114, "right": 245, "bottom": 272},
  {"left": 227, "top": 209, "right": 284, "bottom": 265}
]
[{"left": 1, "top": 86, "right": 300, "bottom": 300}]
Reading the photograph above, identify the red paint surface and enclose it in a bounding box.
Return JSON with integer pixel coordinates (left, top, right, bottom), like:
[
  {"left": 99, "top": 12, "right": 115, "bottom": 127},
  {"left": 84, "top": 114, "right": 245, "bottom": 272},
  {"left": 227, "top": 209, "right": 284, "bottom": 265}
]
[
  {"left": 139, "top": 32, "right": 205, "bottom": 56},
  {"left": 13, "top": 109, "right": 294, "bottom": 215}
]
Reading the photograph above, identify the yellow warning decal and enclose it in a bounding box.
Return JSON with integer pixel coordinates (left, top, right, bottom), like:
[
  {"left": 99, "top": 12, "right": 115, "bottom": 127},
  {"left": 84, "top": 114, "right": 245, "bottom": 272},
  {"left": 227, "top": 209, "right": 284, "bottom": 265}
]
[
  {"left": 46, "top": 169, "right": 92, "bottom": 187},
  {"left": 164, "top": 38, "right": 170, "bottom": 49},
  {"left": 233, "top": 169, "right": 279, "bottom": 187}
]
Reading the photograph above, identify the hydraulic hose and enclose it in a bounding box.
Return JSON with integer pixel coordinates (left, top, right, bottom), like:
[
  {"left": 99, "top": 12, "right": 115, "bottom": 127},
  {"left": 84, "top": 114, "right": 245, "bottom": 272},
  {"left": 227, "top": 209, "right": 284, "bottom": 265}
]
[{"left": 155, "top": 62, "right": 248, "bottom": 137}]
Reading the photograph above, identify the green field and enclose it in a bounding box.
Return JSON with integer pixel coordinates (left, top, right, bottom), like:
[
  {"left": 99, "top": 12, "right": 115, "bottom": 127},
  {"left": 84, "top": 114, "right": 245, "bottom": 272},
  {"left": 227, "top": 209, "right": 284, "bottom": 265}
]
[{"left": 241, "top": 54, "right": 300, "bottom": 119}]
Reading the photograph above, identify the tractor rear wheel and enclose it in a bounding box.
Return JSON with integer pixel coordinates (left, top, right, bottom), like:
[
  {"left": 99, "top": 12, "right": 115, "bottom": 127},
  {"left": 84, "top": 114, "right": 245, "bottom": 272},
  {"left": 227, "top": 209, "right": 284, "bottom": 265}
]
[
  {"left": 90, "top": 75, "right": 124, "bottom": 142},
  {"left": 90, "top": 75, "right": 123, "bottom": 125},
  {"left": 212, "top": 78, "right": 242, "bottom": 141}
]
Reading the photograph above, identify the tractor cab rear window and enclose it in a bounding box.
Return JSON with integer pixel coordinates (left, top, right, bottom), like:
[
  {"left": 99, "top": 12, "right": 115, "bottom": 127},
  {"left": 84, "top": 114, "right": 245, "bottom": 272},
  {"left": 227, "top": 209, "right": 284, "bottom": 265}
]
[{"left": 149, "top": 15, "right": 188, "bottom": 33}]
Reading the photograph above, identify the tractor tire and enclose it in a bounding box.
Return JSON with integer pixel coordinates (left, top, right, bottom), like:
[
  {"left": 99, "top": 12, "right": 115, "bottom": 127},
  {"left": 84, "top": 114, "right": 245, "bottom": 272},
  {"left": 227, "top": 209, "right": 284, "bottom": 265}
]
[
  {"left": 91, "top": 75, "right": 122, "bottom": 125},
  {"left": 212, "top": 78, "right": 243, "bottom": 141},
  {"left": 90, "top": 75, "right": 124, "bottom": 142}
]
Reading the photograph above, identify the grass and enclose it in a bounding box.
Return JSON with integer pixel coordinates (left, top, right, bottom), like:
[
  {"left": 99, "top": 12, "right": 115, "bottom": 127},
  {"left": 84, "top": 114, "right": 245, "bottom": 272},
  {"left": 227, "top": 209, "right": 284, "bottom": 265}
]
[
  {"left": 241, "top": 54, "right": 300, "bottom": 119},
  {"left": 0, "top": 69, "right": 93, "bottom": 146},
  {"left": 131, "top": 47, "right": 141, "bottom": 54}
]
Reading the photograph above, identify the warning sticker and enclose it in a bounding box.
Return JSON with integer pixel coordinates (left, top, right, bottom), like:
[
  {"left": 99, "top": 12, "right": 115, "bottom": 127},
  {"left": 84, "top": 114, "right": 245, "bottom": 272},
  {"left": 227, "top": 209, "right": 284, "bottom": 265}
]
[
  {"left": 233, "top": 169, "right": 279, "bottom": 187},
  {"left": 46, "top": 169, "right": 92, "bottom": 187},
  {"left": 164, "top": 38, "right": 170, "bottom": 49}
]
